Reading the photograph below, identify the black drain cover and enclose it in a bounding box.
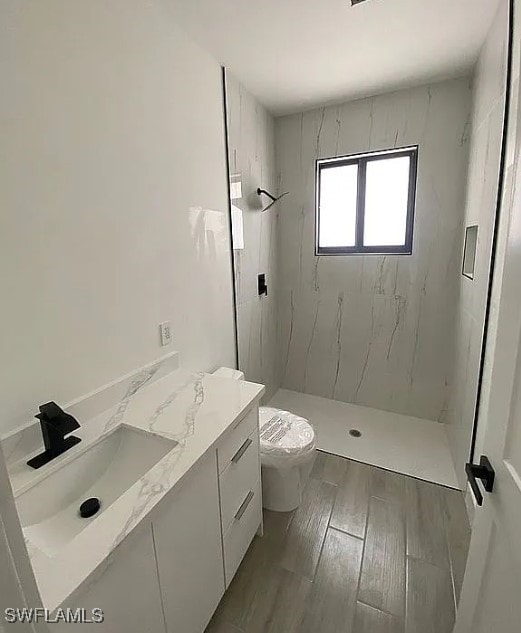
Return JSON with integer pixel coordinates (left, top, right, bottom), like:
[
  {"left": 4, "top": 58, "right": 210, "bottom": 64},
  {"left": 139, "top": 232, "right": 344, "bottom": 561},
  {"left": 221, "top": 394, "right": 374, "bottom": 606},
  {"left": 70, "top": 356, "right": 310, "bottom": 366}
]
[
  {"left": 349, "top": 429, "right": 362, "bottom": 438},
  {"left": 79, "top": 497, "right": 101, "bottom": 518}
]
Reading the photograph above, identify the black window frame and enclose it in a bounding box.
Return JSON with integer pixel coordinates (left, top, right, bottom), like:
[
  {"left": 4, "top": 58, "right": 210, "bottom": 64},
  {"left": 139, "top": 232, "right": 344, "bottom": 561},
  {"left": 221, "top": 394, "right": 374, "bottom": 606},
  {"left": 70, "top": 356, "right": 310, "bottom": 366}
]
[{"left": 315, "top": 146, "right": 418, "bottom": 256}]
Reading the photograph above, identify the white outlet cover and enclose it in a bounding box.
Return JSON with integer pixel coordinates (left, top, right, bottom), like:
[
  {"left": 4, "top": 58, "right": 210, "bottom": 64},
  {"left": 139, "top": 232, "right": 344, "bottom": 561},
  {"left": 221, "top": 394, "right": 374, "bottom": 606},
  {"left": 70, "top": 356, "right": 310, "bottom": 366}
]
[{"left": 159, "top": 322, "right": 172, "bottom": 347}]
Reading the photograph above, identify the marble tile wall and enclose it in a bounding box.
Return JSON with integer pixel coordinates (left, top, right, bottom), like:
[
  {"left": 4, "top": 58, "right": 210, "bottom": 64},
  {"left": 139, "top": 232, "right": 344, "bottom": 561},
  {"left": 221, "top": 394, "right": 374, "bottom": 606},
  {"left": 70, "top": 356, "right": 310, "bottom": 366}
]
[
  {"left": 275, "top": 78, "right": 472, "bottom": 422},
  {"left": 225, "top": 72, "right": 281, "bottom": 401},
  {"left": 446, "top": 0, "right": 509, "bottom": 489}
]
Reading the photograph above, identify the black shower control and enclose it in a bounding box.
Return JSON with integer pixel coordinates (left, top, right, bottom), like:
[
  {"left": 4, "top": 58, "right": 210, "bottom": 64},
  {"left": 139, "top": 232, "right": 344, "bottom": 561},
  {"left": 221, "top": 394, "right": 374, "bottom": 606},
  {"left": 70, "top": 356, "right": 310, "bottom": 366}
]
[{"left": 258, "top": 273, "right": 268, "bottom": 296}]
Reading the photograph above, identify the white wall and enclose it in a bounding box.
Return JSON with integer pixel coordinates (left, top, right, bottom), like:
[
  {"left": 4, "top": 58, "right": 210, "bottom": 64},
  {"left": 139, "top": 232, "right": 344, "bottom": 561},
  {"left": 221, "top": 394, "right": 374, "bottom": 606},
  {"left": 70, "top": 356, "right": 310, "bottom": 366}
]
[
  {"left": 275, "top": 78, "right": 472, "bottom": 422},
  {"left": 447, "top": 0, "right": 509, "bottom": 488},
  {"left": 225, "top": 72, "right": 281, "bottom": 401},
  {"left": 0, "top": 0, "right": 236, "bottom": 437}
]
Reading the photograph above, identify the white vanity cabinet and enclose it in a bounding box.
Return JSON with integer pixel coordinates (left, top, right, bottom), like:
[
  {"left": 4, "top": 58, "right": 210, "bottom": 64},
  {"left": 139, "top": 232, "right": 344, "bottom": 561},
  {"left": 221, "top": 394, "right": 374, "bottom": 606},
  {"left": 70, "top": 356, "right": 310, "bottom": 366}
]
[
  {"left": 50, "top": 524, "right": 166, "bottom": 633},
  {"left": 216, "top": 405, "right": 262, "bottom": 586},
  {"left": 152, "top": 449, "right": 225, "bottom": 633},
  {"left": 48, "top": 403, "right": 262, "bottom": 633}
]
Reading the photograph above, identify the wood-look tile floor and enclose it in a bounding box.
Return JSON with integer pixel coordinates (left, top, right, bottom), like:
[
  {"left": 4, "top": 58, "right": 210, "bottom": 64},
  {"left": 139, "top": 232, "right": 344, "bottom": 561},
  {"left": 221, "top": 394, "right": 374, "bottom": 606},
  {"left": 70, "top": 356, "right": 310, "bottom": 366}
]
[{"left": 206, "top": 452, "right": 471, "bottom": 633}]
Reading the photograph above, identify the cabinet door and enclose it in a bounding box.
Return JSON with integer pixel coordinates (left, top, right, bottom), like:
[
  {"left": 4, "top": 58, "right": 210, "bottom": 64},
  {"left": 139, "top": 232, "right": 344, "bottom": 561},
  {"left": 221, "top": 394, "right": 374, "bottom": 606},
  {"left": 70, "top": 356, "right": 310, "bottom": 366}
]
[
  {"left": 50, "top": 524, "right": 165, "bottom": 633},
  {"left": 153, "top": 450, "right": 225, "bottom": 633}
]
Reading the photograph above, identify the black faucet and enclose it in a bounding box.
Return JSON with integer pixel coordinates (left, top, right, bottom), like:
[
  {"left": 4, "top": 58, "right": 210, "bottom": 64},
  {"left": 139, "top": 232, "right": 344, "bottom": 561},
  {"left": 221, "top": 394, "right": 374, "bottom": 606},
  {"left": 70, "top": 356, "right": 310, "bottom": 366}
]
[{"left": 27, "top": 402, "right": 82, "bottom": 469}]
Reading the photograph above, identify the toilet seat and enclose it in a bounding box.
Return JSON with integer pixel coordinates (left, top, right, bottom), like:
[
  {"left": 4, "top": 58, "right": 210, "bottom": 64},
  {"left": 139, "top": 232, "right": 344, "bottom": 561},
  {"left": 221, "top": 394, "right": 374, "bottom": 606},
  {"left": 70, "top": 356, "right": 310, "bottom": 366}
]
[{"left": 259, "top": 407, "right": 316, "bottom": 468}]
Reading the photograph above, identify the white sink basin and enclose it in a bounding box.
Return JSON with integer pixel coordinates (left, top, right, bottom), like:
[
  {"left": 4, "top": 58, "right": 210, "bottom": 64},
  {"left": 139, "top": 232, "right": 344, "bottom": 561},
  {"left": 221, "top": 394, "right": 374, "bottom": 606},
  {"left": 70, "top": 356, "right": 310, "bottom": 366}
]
[{"left": 15, "top": 425, "right": 176, "bottom": 555}]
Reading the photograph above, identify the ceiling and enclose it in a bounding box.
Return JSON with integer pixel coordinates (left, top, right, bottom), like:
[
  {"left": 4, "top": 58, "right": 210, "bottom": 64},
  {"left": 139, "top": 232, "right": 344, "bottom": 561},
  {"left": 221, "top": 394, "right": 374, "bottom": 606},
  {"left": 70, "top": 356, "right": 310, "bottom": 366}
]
[{"left": 168, "top": 0, "right": 501, "bottom": 115}]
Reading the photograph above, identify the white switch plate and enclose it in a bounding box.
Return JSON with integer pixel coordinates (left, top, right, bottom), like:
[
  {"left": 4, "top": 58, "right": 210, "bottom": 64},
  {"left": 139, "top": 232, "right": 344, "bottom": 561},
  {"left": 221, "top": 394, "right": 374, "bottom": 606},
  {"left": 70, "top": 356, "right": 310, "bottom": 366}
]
[{"left": 159, "top": 321, "right": 172, "bottom": 347}]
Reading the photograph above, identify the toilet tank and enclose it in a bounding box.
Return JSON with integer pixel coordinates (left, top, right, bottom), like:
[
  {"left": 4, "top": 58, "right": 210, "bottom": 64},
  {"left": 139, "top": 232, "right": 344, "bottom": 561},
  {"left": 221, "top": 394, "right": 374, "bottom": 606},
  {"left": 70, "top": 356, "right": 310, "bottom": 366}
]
[{"left": 213, "top": 367, "right": 245, "bottom": 381}]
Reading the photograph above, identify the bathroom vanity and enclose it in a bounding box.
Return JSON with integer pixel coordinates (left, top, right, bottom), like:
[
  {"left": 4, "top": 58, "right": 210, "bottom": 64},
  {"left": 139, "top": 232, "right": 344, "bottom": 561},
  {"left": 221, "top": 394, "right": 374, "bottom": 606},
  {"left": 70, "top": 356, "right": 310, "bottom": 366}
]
[{"left": 3, "top": 361, "right": 264, "bottom": 632}]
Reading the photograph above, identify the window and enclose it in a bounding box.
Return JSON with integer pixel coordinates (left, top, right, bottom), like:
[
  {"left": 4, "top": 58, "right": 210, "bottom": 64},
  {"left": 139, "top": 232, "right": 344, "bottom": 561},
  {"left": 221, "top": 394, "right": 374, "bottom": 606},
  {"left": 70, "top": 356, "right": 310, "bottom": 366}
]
[{"left": 315, "top": 146, "right": 418, "bottom": 255}]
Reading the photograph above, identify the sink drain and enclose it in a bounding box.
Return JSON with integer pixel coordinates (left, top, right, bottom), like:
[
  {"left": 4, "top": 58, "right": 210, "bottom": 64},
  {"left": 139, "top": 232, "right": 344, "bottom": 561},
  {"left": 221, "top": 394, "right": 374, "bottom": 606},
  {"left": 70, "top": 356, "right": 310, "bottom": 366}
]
[
  {"left": 79, "top": 497, "right": 101, "bottom": 519},
  {"left": 349, "top": 429, "right": 362, "bottom": 438}
]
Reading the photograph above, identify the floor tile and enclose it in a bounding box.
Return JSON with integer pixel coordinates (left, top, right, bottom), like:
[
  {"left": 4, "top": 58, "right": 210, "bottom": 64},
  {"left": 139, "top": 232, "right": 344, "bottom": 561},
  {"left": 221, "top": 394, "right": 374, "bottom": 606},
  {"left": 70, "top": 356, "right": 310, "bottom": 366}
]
[
  {"left": 330, "top": 460, "right": 371, "bottom": 538},
  {"left": 279, "top": 478, "right": 336, "bottom": 579},
  {"left": 261, "top": 509, "right": 296, "bottom": 555},
  {"left": 406, "top": 558, "right": 455, "bottom": 633},
  {"left": 214, "top": 539, "right": 269, "bottom": 628},
  {"left": 358, "top": 496, "right": 406, "bottom": 617},
  {"left": 442, "top": 488, "right": 471, "bottom": 604},
  {"left": 212, "top": 454, "right": 468, "bottom": 633},
  {"left": 299, "top": 528, "right": 363, "bottom": 633},
  {"left": 406, "top": 478, "right": 451, "bottom": 569},
  {"left": 311, "top": 451, "right": 348, "bottom": 485},
  {"left": 353, "top": 602, "right": 403, "bottom": 633},
  {"left": 215, "top": 510, "right": 294, "bottom": 627},
  {"left": 205, "top": 614, "right": 243, "bottom": 633},
  {"left": 241, "top": 566, "right": 311, "bottom": 633},
  {"left": 370, "top": 468, "right": 407, "bottom": 508}
]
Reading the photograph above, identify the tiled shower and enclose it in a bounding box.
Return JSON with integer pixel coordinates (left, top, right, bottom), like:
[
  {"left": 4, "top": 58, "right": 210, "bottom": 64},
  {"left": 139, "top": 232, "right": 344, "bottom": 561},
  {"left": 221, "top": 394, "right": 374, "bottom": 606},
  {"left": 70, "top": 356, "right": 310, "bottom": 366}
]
[{"left": 225, "top": 0, "right": 508, "bottom": 489}]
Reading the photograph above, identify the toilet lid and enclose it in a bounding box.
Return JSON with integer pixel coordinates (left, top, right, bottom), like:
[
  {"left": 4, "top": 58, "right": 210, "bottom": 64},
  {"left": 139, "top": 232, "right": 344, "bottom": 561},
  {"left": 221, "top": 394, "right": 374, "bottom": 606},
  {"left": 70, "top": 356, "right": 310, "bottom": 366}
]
[{"left": 258, "top": 407, "right": 315, "bottom": 457}]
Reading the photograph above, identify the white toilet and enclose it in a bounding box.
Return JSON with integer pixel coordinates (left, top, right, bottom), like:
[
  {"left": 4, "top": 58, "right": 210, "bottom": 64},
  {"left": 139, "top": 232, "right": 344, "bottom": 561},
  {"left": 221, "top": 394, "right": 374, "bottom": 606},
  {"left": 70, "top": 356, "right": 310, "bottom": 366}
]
[
  {"left": 258, "top": 406, "right": 316, "bottom": 512},
  {"left": 213, "top": 368, "right": 316, "bottom": 511}
]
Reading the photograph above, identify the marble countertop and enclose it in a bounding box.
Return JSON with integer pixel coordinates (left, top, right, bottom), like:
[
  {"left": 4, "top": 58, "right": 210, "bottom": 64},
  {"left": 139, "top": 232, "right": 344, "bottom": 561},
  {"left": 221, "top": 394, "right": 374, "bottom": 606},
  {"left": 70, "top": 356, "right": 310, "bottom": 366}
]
[{"left": 6, "top": 368, "right": 264, "bottom": 612}]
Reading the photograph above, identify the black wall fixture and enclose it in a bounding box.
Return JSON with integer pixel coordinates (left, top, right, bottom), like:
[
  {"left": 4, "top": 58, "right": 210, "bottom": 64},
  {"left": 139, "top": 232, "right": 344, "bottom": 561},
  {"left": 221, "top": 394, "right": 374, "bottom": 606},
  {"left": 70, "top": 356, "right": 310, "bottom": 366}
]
[
  {"left": 256, "top": 188, "right": 289, "bottom": 212},
  {"left": 258, "top": 273, "right": 268, "bottom": 296}
]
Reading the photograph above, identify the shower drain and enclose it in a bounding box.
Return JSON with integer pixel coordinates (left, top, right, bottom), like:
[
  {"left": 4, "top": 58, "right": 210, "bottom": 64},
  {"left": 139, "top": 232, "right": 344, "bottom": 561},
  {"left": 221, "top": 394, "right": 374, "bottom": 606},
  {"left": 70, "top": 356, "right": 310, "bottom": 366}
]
[{"left": 349, "top": 429, "right": 362, "bottom": 438}]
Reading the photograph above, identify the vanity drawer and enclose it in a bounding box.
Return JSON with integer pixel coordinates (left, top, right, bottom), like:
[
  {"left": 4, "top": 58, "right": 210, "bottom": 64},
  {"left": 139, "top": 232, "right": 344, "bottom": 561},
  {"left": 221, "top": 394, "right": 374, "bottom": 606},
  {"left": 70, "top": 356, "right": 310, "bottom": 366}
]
[
  {"left": 223, "top": 479, "right": 262, "bottom": 586},
  {"left": 219, "top": 430, "right": 260, "bottom": 531},
  {"left": 217, "top": 406, "right": 258, "bottom": 473}
]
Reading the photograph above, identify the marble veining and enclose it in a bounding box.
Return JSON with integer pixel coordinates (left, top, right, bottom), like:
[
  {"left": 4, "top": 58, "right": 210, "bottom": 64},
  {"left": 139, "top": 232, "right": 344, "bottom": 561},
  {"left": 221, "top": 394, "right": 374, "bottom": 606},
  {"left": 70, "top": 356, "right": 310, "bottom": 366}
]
[
  {"left": 5, "top": 367, "right": 264, "bottom": 613},
  {"left": 103, "top": 366, "right": 164, "bottom": 433},
  {"left": 225, "top": 72, "right": 281, "bottom": 403},
  {"left": 108, "top": 374, "right": 207, "bottom": 548},
  {"left": 148, "top": 373, "right": 204, "bottom": 436},
  {"left": 2, "top": 351, "right": 181, "bottom": 468},
  {"left": 275, "top": 78, "right": 473, "bottom": 422},
  {"left": 332, "top": 292, "right": 345, "bottom": 400}
]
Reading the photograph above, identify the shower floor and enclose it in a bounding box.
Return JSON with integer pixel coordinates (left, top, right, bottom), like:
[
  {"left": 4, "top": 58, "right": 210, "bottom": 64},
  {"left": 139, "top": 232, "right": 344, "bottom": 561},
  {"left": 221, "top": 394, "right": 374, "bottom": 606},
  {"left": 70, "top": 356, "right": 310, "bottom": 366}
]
[{"left": 268, "top": 389, "right": 459, "bottom": 489}]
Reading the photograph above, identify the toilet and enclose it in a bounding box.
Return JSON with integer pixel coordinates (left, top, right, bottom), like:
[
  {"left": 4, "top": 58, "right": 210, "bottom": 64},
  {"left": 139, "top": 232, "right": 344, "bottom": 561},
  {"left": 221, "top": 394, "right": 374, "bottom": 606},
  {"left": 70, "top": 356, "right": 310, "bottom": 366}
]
[
  {"left": 258, "top": 406, "right": 316, "bottom": 512},
  {"left": 212, "top": 368, "right": 316, "bottom": 512}
]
